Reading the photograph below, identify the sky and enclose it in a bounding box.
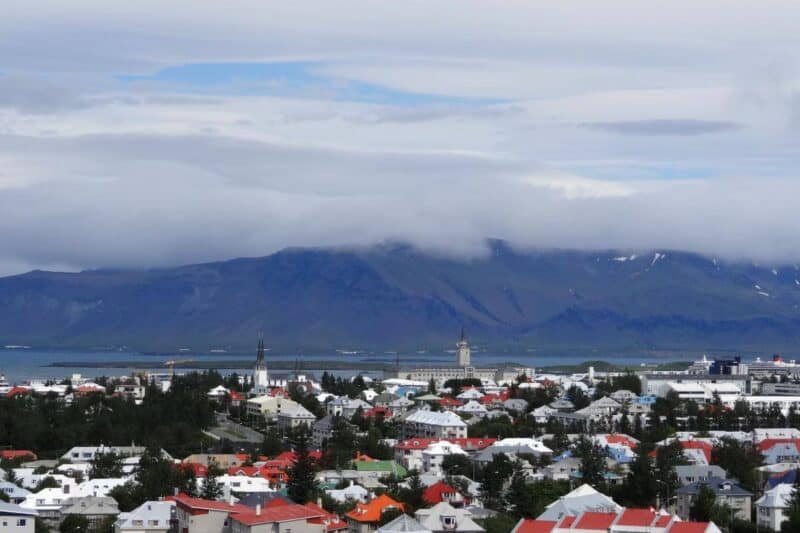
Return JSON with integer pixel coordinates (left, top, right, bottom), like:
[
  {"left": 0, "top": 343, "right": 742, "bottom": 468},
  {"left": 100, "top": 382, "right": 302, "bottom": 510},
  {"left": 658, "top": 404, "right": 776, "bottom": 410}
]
[{"left": 2, "top": 1, "right": 800, "bottom": 275}]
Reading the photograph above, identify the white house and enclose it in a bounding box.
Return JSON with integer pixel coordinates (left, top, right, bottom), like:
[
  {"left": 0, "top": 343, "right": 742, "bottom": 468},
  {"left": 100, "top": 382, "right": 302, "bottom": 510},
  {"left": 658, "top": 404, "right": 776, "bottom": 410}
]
[
  {"left": 756, "top": 483, "right": 793, "bottom": 531},
  {"left": 422, "top": 442, "right": 468, "bottom": 475},
  {"left": 403, "top": 411, "right": 468, "bottom": 439},
  {"left": 114, "top": 500, "right": 175, "bottom": 533},
  {"left": 0, "top": 501, "right": 37, "bottom": 533}
]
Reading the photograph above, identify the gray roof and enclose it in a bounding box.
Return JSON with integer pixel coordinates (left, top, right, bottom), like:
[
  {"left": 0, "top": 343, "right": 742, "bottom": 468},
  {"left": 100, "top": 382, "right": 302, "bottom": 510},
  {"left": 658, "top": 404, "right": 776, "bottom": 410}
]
[
  {"left": 377, "top": 514, "right": 432, "bottom": 533},
  {"left": 0, "top": 501, "right": 38, "bottom": 517},
  {"left": 537, "top": 484, "right": 621, "bottom": 521},
  {"left": 676, "top": 477, "right": 752, "bottom": 497},
  {"left": 60, "top": 496, "right": 120, "bottom": 517},
  {"left": 675, "top": 465, "right": 727, "bottom": 480}
]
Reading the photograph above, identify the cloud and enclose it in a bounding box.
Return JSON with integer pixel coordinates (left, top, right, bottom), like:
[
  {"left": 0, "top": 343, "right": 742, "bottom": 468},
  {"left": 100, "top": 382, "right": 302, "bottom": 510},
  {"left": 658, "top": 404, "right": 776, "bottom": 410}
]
[
  {"left": 0, "top": 2, "right": 798, "bottom": 274},
  {"left": 0, "top": 130, "right": 799, "bottom": 277},
  {"left": 583, "top": 119, "right": 743, "bottom": 136}
]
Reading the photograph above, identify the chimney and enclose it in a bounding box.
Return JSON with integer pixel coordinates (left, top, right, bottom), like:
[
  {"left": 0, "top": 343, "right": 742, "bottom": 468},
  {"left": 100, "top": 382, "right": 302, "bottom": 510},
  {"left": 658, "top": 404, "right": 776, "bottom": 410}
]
[
  {"left": 229, "top": 494, "right": 235, "bottom": 506},
  {"left": 317, "top": 497, "right": 322, "bottom": 507},
  {"left": 256, "top": 504, "right": 261, "bottom": 516}
]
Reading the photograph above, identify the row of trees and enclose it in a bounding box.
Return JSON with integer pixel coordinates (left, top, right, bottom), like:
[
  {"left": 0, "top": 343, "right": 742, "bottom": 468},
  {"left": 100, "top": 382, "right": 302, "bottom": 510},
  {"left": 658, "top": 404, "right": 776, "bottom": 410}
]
[{"left": 0, "top": 372, "right": 220, "bottom": 458}]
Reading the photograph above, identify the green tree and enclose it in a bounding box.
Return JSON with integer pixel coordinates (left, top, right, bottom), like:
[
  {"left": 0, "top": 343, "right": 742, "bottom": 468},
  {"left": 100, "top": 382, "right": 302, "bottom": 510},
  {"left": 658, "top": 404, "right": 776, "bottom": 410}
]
[
  {"left": 200, "top": 464, "right": 224, "bottom": 500},
  {"left": 654, "top": 440, "right": 684, "bottom": 507},
  {"left": 35, "top": 517, "right": 51, "bottom": 533},
  {"left": 399, "top": 469, "right": 425, "bottom": 512},
  {"left": 59, "top": 514, "right": 89, "bottom": 533},
  {"left": 89, "top": 451, "right": 124, "bottom": 478},
  {"left": 480, "top": 453, "right": 513, "bottom": 510},
  {"left": 34, "top": 476, "right": 61, "bottom": 492},
  {"left": 781, "top": 470, "right": 800, "bottom": 533},
  {"left": 428, "top": 379, "right": 437, "bottom": 395},
  {"left": 108, "top": 482, "right": 142, "bottom": 512},
  {"left": 575, "top": 437, "right": 607, "bottom": 488},
  {"left": 711, "top": 438, "right": 763, "bottom": 492},
  {"left": 622, "top": 443, "right": 657, "bottom": 507},
  {"left": 287, "top": 429, "right": 318, "bottom": 503},
  {"left": 689, "top": 485, "right": 717, "bottom": 522},
  {"left": 476, "top": 512, "right": 517, "bottom": 533},
  {"left": 324, "top": 416, "right": 357, "bottom": 469},
  {"left": 261, "top": 427, "right": 284, "bottom": 457},
  {"left": 135, "top": 447, "right": 174, "bottom": 502},
  {"left": 506, "top": 469, "right": 534, "bottom": 518},
  {"left": 441, "top": 454, "right": 473, "bottom": 478}
]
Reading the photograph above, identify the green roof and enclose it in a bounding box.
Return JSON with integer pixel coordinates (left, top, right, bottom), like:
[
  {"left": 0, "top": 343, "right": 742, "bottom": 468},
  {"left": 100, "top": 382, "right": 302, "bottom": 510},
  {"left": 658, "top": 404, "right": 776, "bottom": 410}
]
[{"left": 352, "top": 460, "right": 408, "bottom": 477}]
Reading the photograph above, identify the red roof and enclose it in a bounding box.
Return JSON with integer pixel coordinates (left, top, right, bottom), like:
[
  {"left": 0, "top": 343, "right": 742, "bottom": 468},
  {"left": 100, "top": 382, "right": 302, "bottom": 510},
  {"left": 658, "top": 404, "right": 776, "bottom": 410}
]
[
  {"left": 176, "top": 463, "right": 208, "bottom": 477},
  {"left": 558, "top": 516, "right": 576, "bottom": 528},
  {"left": 305, "top": 502, "right": 349, "bottom": 531},
  {"left": 345, "top": 494, "right": 404, "bottom": 523},
  {"left": 396, "top": 438, "right": 439, "bottom": 450},
  {"left": 0, "top": 450, "right": 36, "bottom": 460},
  {"left": 655, "top": 515, "right": 673, "bottom": 527},
  {"left": 574, "top": 512, "right": 618, "bottom": 530},
  {"left": 364, "top": 406, "right": 393, "bottom": 418},
  {"left": 605, "top": 434, "right": 639, "bottom": 449},
  {"left": 6, "top": 387, "right": 32, "bottom": 398},
  {"left": 679, "top": 441, "right": 713, "bottom": 463},
  {"left": 757, "top": 438, "right": 800, "bottom": 453},
  {"left": 232, "top": 502, "right": 325, "bottom": 526},
  {"left": 513, "top": 519, "right": 557, "bottom": 533},
  {"left": 439, "top": 397, "right": 463, "bottom": 407},
  {"left": 229, "top": 391, "right": 245, "bottom": 401},
  {"left": 616, "top": 508, "right": 658, "bottom": 526},
  {"left": 423, "top": 481, "right": 464, "bottom": 505},
  {"left": 479, "top": 394, "right": 500, "bottom": 405},
  {"left": 174, "top": 494, "right": 251, "bottom": 514},
  {"left": 668, "top": 523, "right": 711, "bottom": 533}
]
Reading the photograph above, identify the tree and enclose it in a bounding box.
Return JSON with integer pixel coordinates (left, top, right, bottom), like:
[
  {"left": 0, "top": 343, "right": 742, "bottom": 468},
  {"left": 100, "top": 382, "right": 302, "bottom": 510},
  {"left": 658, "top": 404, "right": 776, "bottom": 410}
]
[
  {"left": 108, "top": 482, "right": 142, "bottom": 512},
  {"left": 567, "top": 386, "right": 590, "bottom": 410},
  {"left": 200, "top": 464, "right": 224, "bottom": 500},
  {"left": 476, "top": 512, "right": 517, "bottom": 533},
  {"left": 59, "top": 514, "right": 89, "bottom": 533},
  {"left": 324, "top": 416, "right": 357, "bottom": 469},
  {"left": 35, "top": 517, "right": 51, "bottom": 533},
  {"left": 689, "top": 485, "right": 717, "bottom": 522},
  {"left": 574, "top": 437, "right": 606, "bottom": 488},
  {"left": 399, "top": 470, "right": 425, "bottom": 512},
  {"left": 654, "top": 440, "right": 684, "bottom": 507},
  {"left": 505, "top": 469, "right": 534, "bottom": 518},
  {"left": 135, "top": 447, "right": 174, "bottom": 502},
  {"left": 428, "top": 379, "right": 437, "bottom": 395},
  {"left": 89, "top": 451, "right": 123, "bottom": 478},
  {"left": 287, "top": 429, "right": 318, "bottom": 503},
  {"left": 34, "top": 476, "right": 61, "bottom": 492},
  {"left": 441, "top": 454, "right": 473, "bottom": 478},
  {"left": 711, "top": 438, "right": 763, "bottom": 492},
  {"left": 261, "top": 427, "right": 284, "bottom": 457},
  {"left": 782, "top": 470, "right": 800, "bottom": 533},
  {"left": 480, "top": 453, "right": 513, "bottom": 510},
  {"left": 622, "top": 443, "right": 657, "bottom": 507}
]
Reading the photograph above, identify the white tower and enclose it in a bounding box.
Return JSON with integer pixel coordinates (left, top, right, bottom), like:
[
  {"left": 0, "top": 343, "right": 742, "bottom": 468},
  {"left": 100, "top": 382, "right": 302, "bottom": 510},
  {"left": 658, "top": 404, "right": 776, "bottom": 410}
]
[
  {"left": 252, "top": 337, "right": 269, "bottom": 395},
  {"left": 456, "top": 328, "right": 471, "bottom": 367}
]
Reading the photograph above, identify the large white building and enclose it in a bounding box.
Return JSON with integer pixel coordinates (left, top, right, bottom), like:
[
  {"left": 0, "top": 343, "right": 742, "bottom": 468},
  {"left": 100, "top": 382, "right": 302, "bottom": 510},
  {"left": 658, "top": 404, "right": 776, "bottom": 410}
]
[
  {"left": 392, "top": 331, "right": 533, "bottom": 384},
  {"left": 402, "top": 410, "right": 468, "bottom": 439}
]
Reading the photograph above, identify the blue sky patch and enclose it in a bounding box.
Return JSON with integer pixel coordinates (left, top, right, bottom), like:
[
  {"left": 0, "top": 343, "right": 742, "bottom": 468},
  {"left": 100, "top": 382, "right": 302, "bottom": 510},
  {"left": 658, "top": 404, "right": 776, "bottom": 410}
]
[{"left": 119, "top": 61, "right": 500, "bottom": 107}]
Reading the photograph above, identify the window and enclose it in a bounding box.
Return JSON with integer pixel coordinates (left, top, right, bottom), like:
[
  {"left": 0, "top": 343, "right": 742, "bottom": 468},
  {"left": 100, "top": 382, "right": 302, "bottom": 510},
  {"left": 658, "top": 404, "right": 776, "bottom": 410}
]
[{"left": 17, "top": 519, "right": 27, "bottom": 526}]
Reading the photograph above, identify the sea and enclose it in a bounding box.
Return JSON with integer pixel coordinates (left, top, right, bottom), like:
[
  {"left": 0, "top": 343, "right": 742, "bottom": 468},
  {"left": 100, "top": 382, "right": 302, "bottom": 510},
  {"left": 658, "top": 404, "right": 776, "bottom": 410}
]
[{"left": 0, "top": 348, "right": 697, "bottom": 385}]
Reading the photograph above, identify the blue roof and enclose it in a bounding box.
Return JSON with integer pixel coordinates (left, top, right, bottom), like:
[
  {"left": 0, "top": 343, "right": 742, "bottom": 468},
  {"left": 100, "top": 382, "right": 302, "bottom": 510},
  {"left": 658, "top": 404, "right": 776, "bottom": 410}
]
[{"left": 767, "top": 469, "right": 798, "bottom": 489}]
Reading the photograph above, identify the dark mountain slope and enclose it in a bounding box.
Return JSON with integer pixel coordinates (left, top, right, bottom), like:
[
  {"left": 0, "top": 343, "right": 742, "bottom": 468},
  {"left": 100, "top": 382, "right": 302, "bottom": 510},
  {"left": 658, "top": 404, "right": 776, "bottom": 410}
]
[{"left": 2, "top": 242, "right": 800, "bottom": 354}]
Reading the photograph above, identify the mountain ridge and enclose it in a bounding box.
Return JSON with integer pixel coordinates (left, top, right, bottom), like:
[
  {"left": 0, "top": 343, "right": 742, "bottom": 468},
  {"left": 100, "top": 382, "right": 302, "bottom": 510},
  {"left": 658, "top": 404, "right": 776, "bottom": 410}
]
[{"left": 2, "top": 242, "right": 800, "bottom": 355}]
